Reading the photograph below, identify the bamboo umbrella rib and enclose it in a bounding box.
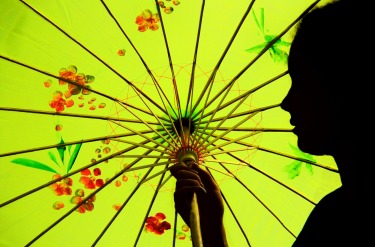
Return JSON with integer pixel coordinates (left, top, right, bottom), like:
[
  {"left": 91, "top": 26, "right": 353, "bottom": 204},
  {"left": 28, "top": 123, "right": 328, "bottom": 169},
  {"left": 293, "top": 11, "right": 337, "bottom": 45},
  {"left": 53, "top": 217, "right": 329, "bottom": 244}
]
[
  {"left": 0, "top": 131, "right": 153, "bottom": 158},
  {"left": 92, "top": 165, "right": 156, "bottom": 246},
  {"left": 93, "top": 143, "right": 169, "bottom": 245},
  {"left": 139, "top": 164, "right": 175, "bottom": 185},
  {"left": 190, "top": 1, "right": 257, "bottom": 148},
  {"left": 154, "top": 0, "right": 184, "bottom": 141},
  {"left": 200, "top": 112, "right": 261, "bottom": 151},
  {"left": 186, "top": 0, "right": 206, "bottom": 147},
  {"left": 199, "top": 163, "right": 235, "bottom": 178},
  {"left": 201, "top": 127, "right": 292, "bottom": 132},
  {"left": 114, "top": 155, "right": 171, "bottom": 159},
  {"left": 206, "top": 147, "right": 257, "bottom": 156},
  {"left": 216, "top": 146, "right": 317, "bottom": 205},
  {"left": 19, "top": 0, "right": 168, "bottom": 115},
  {"left": 192, "top": 0, "right": 322, "bottom": 118},
  {"left": 100, "top": 0, "right": 178, "bottom": 118},
  {"left": 199, "top": 72, "right": 287, "bottom": 120},
  {"left": 205, "top": 167, "right": 251, "bottom": 246},
  {"left": 200, "top": 104, "right": 279, "bottom": 124},
  {"left": 0, "top": 132, "right": 172, "bottom": 207},
  {"left": 197, "top": 91, "right": 261, "bottom": 150},
  {"left": 202, "top": 129, "right": 339, "bottom": 172},
  {"left": 109, "top": 119, "right": 175, "bottom": 152},
  {"left": 134, "top": 162, "right": 171, "bottom": 246},
  {"left": 212, "top": 155, "right": 297, "bottom": 239},
  {"left": 111, "top": 138, "right": 171, "bottom": 155},
  {"left": 0, "top": 55, "right": 169, "bottom": 142},
  {"left": 190, "top": 0, "right": 256, "bottom": 114},
  {"left": 0, "top": 107, "right": 160, "bottom": 125},
  {"left": 117, "top": 89, "right": 180, "bottom": 148},
  {"left": 101, "top": 0, "right": 183, "bottom": 144},
  {"left": 25, "top": 145, "right": 160, "bottom": 247},
  {"left": 185, "top": 0, "right": 205, "bottom": 116}
]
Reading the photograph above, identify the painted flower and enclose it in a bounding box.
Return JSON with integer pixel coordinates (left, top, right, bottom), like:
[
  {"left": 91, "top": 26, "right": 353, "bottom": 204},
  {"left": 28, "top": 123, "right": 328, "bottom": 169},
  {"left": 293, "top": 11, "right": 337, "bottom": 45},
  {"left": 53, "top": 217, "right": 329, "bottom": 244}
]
[
  {"left": 49, "top": 174, "right": 73, "bottom": 196},
  {"left": 145, "top": 212, "right": 171, "bottom": 235},
  {"left": 79, "top": 168, "right": 104, "bottom": 189},
  {"left": 135, "top": 10, "right": 160, "bottom": 32},
  {"left": 71, "top": 189, "right": 96, "bottom": 214}
]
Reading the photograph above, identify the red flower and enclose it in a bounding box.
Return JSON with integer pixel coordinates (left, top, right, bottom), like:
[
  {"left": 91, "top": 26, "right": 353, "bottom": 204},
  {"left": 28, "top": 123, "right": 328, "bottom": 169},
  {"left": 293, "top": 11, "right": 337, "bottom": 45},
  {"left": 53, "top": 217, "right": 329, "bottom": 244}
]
[
  {"left": 50, "top": 174, "right": 73, "bottom": 196},
  {"left": 145, "top": 213, "right": 171, "bottom": 235},
  {"left": 135, "top": 10, "right": 160, "bottom": 32},
  {"left": 79, "top": 168, "right": 104, "bottom": 189}
]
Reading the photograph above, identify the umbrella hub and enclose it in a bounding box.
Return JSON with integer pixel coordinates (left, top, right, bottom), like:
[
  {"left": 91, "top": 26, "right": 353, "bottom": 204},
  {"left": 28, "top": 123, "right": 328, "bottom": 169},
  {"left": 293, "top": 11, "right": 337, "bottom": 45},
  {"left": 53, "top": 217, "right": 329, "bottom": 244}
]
[
  {"left": 176, "top": 147, "right": 199, "bottom": 164},
  {"left": 172, "top": 117, "right": 195, "bottom": 137}
]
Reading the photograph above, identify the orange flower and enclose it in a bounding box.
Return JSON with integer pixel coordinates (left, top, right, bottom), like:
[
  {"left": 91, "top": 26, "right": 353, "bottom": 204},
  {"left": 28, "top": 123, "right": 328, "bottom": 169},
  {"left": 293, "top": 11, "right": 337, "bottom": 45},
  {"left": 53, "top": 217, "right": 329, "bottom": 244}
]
[{"left": 135, "top": 10, "right": 160, "bottom": 32}]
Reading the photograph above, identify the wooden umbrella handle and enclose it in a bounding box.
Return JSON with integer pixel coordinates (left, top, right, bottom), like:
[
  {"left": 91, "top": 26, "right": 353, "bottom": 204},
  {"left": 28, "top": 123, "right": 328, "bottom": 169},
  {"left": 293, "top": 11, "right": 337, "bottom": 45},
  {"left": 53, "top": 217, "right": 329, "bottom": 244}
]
[{"left": 190, "top": 192, "right": 203, "bottom": 247}]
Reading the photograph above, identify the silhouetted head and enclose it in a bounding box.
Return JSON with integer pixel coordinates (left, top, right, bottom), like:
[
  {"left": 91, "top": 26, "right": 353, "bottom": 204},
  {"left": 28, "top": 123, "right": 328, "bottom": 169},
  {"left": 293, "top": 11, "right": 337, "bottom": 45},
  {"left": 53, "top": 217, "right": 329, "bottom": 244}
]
[{"left": 281, "top": 0, "right": 370, "bottom": 156}]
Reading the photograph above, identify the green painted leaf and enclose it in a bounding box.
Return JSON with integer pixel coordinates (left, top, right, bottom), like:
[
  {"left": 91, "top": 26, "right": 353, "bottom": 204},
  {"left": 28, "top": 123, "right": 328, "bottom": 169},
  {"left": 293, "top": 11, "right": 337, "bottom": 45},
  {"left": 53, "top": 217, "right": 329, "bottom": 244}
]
[
  {"left": 305, "top": 163, "right": 313, "bottom": 175},
  {"left": 245, "top": 43, "right": 267, "bottom": 53},
  {"left": 67, "top": 143, "right": 82, "bottom": 172},
  {"left": 48, "top": 151, "right": 61, "bottom": 167},
  {"left": 56, "top": 138, "right": 66, "bottom": 164},
  {"left": 11, "top": 158, "right": 58, "bottom": 174},
  {"left": 285, "top": 160, "right": 302, "bottom": 179},
  {"left": 288, "top": 143, "right": 315, "bottom": 162}
]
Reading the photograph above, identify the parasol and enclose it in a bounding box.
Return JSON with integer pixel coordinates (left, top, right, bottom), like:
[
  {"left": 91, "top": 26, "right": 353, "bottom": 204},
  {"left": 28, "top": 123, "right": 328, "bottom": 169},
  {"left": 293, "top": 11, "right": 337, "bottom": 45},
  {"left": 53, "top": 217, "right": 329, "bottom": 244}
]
[{"left": 0, "top": 0, "right": 341, "bottom": 246}]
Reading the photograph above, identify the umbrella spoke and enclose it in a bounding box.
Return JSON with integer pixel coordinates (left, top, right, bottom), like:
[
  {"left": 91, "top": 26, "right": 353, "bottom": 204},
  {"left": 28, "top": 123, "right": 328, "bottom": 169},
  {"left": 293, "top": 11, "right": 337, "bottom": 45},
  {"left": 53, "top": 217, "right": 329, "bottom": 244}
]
[
  {"left": 92, "top": 143, "right": 169, "bottom": 245},
  {"left": 0, "top": 132, "right": 153, "bottom": 158},
  {"left": 154, "top": 1, "right": 184, "bottom": 140},
  {"left": 100, "top": 0, "right": 178, "bottom": 119},
  {"left": 134, "top": 162, "right": 171, "bottom": 246},
  {"left": 101, "top": 0, "right": 184, "bottom": 146},
  {"left": 215, "top": 146, "right": 317, "bottom": 205},
  {"left": 0, "top": 132, "right": 172, "bottom": 207},
  {"left": 210, "top": 155, "right": 298, "bottom": 239},
  {"left": 116, "top": 102, "right": 180, "bottom": 149},
  {"left": 199, "top": 112, "right": 261, "bottom": 151},
  {"left": 25, "top": 145, "right": 161, "bottom": 247},
  {"left": 190, "top": 0, "right": 256, "bottom": 115},
  {"left": 109, "top": 119, "right": 176, "bottom": 152},
  {"left": 19, "top": 0, "right": 168, "bottom": 116},
  {"left": 92, "top": 165, "right": 156, "bottom": 246},
  {"left": 193, "top": 0, "right": 320, "bottom": 118},
  {"left": 0, "top": 106, "right": 159, "bottom": 125},
  {"left": 199, "top": 72, "right": 288, "bottom": 120},
  {"left": 204, "top": 130, "right": 339, "bottom": 172},
  {"left": 205, "top": 168, "right": 251, "bottom": 246}
]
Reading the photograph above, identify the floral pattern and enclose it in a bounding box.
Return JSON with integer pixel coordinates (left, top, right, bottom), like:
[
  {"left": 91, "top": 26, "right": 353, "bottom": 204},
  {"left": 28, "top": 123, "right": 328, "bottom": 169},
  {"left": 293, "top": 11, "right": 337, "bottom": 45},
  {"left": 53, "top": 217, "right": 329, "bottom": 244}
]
[
  {"left": 144, "top": 212, "right": 171, "bottom": 235},
  {"left": 136, "top": 10, "right": 160, "bottom": 32}
]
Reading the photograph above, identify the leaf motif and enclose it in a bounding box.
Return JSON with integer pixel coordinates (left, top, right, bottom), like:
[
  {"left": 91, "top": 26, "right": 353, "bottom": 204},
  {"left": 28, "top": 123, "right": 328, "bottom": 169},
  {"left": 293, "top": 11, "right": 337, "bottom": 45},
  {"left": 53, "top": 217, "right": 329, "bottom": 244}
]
[
  {"left": 48, "top": 151, "right": 61, "bottom": 167},
  {"left": 305, "top": 163, "right": 313, "bottom": 175},
  {"left": 11, "top": 158, "right": 58, "bottom": 174},
  {"left": 285, "top": 160, "right": 302, "bottom": 179},
  {"left": 288, "top": 143, "right": 315, "bottom": 162},
  {"left": 67, "top": 143, "right": 82, "bottom": 173},
  {"left": 56, "top": 138, "right": 66, "bottom": 164},
  {"left": 245, "top": 43, "right": 268, "bottom": 53}
]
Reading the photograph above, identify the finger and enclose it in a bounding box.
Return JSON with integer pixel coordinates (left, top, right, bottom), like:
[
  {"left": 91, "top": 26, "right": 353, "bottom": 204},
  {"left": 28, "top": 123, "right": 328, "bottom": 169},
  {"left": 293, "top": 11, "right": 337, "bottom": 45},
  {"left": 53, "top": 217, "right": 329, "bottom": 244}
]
[
  {"left": 191, "top": 163, "right": 219, "bottom": 190},
  {"left": 176, "top": 178, "right": 205, "bottom": 191}
]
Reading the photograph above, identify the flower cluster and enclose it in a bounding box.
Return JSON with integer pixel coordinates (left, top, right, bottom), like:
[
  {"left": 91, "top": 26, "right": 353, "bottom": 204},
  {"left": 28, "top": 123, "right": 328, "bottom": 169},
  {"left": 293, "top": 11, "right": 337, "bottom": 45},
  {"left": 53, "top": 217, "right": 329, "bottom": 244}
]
[
  {"left": 71, "top": 189, "right": 96, "bottom": 214},
  {"left": 79, "top": 168, "right": 104, "bottom": 189},
  {"left": 145, "top": 212, "right": 171, "bottom": 235},
  {"left": 135, "top": 10, "right": 160, "bottom": 32},
  {"left": 50, "top": 174, "right": 73, "bottom": 196},
  {"left": 46, "top": 65, "right": 106, "bottom": 113}
]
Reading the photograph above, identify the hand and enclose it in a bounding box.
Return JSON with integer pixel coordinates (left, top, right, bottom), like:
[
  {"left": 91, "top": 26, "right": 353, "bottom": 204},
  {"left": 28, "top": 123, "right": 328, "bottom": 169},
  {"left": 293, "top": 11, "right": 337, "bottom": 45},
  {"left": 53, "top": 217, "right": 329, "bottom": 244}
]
[{"left": 170, "top": 161, "right": 228, "bottom": 247}]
